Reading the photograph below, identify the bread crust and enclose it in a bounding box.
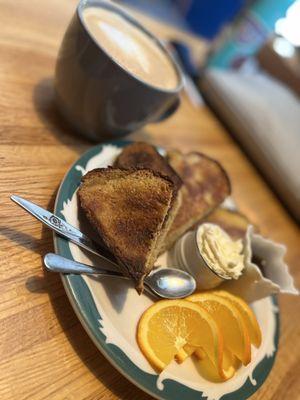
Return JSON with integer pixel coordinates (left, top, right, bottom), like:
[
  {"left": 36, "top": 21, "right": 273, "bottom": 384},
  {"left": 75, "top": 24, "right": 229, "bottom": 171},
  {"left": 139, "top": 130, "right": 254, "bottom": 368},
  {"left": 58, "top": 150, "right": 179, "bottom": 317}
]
[{"left": 114, "top": 142, "right": 182, "bottom": 190}]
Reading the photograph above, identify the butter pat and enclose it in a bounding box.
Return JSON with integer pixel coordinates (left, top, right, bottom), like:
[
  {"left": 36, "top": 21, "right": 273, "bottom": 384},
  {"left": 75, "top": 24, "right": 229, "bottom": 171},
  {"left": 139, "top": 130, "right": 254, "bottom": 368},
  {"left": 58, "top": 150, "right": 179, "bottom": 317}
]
[{"left": 197, "top": 224, "right": 245, "bottom": 279}]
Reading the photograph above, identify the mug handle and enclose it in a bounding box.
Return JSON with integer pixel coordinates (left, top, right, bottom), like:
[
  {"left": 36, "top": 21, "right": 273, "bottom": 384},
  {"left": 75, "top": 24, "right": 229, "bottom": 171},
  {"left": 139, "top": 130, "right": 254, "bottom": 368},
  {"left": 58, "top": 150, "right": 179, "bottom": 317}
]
[{"left": 152, "top": 97, "right": 181, "bottom": 123}]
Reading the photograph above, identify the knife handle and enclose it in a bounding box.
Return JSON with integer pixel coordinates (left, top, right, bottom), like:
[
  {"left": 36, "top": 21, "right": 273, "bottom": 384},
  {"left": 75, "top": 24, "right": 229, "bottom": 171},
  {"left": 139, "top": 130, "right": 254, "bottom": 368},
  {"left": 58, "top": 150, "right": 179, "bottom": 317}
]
[{"left": 11, "top": 195, "right": 117, "bottom": 269}]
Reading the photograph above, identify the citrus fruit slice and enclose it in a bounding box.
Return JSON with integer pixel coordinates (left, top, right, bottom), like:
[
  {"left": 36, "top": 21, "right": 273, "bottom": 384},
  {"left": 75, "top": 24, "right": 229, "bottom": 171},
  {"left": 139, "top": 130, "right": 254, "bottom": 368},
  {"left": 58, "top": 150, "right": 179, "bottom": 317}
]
[
  {"left": 187, "top": 292, "right": 251, "bottom": 365},
  {"left": 176, "top": 345, "right": 236, "bottom": 380},
  {"left": 175, "top": 346, "right": 191, "bottom": 364},
  {"left": 196, "top": 347, "right": 239, "bottom": 382},
  {"left": 137, "top": 299, "right": 223, "bottom": 372},
  {"left": 211, "top": 290, "right": 262, "bottom": 347},
  {"left": 175, "top": 344, "right": 205, "bottom": 363}
]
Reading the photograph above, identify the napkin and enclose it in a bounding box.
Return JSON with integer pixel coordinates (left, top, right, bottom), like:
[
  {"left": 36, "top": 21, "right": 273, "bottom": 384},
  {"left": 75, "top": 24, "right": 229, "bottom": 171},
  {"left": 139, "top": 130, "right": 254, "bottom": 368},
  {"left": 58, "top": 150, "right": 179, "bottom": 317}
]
[{"left": 220, "top": 226, "right": 299, "bottom": 302}]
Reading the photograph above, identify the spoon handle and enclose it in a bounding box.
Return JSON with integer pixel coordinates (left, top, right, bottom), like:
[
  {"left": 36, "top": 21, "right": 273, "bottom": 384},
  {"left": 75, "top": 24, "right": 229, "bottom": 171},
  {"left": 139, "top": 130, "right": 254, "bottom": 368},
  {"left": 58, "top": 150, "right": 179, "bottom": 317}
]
[
  {"left": 44, "top": 253, "right": 159, "bottom": 298},
  {"left": 11, "top": 195, "right": 117, "bottom": 269},
  {"left": 44, "top": 253, "right": 126, "bottom": 278}
]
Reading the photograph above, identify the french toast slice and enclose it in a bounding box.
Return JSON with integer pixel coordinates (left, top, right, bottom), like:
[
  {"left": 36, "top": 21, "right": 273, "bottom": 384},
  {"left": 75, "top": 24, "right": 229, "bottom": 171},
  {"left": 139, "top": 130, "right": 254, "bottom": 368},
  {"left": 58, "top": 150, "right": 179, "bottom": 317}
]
[
  {"left": 161, "top": 150, "right": 231, "bottom": 252},
  {"left": 114, "top": 142, "right": 182, "bottom": 189},
  {"left": 114, "top": 142, "right": 182, "bottom": 254},
  {"left": 78, "top": 168, "right": 176, "bottom": 293}
]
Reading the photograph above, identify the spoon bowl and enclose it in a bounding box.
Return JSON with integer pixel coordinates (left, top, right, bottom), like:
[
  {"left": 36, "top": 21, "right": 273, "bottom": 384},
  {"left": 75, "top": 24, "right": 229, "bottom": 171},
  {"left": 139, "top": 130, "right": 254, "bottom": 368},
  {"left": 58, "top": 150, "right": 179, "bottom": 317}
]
[{"left": 146, "top": 267, "right": 196, "bottom": 298}]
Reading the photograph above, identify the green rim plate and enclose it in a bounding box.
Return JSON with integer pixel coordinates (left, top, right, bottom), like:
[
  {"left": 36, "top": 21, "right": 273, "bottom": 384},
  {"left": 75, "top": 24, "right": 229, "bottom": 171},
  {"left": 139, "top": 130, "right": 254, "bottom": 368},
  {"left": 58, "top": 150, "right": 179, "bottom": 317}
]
[{"left": 54, "top": 140, "right": 279, "bottom": 400}]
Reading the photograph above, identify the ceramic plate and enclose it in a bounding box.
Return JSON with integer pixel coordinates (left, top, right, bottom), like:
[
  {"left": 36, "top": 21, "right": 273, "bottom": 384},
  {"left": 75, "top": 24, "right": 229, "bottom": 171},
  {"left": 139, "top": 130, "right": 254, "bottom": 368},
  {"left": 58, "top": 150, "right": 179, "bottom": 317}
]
[{"left": 54, "top": 140, "right": 279, "bottom": 400}]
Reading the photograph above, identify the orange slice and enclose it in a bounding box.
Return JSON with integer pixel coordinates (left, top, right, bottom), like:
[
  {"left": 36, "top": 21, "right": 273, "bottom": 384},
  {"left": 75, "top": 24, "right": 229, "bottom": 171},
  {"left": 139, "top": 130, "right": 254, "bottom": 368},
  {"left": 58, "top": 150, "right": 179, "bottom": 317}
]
[
  {"left": 175, "top": 347, "right": 191, "bottom": 364},
  {"left": 187, "top": 293, "right": 251, "bottom": 365},
  {"left": 176, "top": 345, "right": 236, "bottom": 380},
  {"left": 175, "top": 344, "right": 205, "bottom": 363},
  {"left": 196, "top": 347, "right": 240, "bottom": 382},
  {"left": 137, "top": 299, "right": 223, "bottom": 372},
  {"left": 211, "top": 290, "right": 262, "bottom": 348}
]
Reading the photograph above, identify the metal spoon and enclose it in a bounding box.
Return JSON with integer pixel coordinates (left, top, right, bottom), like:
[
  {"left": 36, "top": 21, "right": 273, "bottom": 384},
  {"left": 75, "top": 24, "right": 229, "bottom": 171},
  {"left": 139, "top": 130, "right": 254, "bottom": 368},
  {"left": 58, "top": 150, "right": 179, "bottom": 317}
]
[
  {"left": 11, "top": 195, "right": 196, "bottom": 299},
  {"left": 44, "top": 253, "right": 196, "bottom": 299}
]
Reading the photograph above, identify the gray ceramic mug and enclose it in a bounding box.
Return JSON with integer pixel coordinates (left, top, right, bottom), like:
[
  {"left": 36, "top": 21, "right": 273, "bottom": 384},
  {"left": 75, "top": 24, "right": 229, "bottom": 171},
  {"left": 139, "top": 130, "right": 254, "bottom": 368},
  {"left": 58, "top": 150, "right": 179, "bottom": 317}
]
[{"left": 55, "top": 0, "right": 183, "bottom": 141}]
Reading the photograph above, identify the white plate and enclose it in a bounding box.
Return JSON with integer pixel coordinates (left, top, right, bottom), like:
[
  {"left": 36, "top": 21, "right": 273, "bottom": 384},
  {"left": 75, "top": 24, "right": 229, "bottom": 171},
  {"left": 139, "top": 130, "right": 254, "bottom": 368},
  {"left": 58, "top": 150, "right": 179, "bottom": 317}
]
[{"left": 54, "top": 141, "right": 279, "bottom": 400}]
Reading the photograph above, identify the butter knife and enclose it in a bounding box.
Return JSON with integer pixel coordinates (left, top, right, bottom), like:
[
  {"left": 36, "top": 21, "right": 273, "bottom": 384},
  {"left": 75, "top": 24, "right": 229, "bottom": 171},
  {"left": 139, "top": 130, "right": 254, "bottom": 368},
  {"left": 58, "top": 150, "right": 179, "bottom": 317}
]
[{"left": 10, "top": 194, "right": 115, "bottom": 268}]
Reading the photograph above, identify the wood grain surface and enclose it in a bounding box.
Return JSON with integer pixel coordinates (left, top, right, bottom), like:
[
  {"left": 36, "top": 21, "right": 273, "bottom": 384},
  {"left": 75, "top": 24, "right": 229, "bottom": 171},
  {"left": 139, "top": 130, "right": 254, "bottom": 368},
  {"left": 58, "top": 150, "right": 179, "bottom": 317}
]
[{"left": 0, "top": 1, "right": 299, "bottom": 399}]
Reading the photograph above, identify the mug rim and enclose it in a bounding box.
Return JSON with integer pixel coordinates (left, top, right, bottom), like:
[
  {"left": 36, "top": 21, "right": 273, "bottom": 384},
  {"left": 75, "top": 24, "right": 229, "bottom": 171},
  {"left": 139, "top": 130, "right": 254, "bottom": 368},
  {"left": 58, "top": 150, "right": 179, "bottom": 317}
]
[{"left": 76, "top": 0, "right": 184, "bottom": 94}]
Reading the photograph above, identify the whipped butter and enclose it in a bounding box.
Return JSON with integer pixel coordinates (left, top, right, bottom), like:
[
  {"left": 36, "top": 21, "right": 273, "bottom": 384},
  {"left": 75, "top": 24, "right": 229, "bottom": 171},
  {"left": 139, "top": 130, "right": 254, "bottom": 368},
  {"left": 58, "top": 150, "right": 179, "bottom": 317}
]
[{"left": 197, "top": 223, "right": 245, "bottom": 279}]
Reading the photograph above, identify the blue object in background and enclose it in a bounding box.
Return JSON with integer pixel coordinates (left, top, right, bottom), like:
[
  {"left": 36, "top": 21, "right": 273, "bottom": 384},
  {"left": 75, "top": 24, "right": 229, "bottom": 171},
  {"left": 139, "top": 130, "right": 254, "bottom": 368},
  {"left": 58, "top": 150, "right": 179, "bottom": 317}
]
[{"left": 179, "top": 0, "right": 246, "bottom": 40}]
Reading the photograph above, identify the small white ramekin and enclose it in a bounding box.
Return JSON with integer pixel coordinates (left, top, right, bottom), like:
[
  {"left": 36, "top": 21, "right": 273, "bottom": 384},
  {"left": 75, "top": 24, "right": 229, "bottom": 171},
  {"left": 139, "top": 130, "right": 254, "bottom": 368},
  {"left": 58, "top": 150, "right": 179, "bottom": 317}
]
[{"left": 169, "top": 226, "right": 233, "bottom": 290}]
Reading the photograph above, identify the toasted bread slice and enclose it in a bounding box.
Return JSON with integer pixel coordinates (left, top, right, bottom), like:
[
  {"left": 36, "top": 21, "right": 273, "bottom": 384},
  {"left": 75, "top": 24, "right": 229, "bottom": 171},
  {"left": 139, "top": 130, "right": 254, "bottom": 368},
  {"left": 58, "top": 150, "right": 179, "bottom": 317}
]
[
  {"left": 114, "top": 142, "right": 182, "bottom": 190},
  {"left": 114, "top": 142, "right": 182, "bottom": 254},
  {"left": 161, "top": 150, "right": 231, "bottom": 252},
  {"left": 204, "top": 208, "right": 255, "bottom": 239},
  {"left": 78, "top": 168, "right": 176, "bottom": 292}
]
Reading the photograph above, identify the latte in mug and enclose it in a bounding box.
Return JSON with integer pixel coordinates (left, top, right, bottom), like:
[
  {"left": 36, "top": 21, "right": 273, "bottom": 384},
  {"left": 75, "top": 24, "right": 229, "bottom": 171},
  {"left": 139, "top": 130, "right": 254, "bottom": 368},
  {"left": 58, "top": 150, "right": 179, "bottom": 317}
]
[{"left": 82, "top": 6, "right": 179, "bottom": 90}]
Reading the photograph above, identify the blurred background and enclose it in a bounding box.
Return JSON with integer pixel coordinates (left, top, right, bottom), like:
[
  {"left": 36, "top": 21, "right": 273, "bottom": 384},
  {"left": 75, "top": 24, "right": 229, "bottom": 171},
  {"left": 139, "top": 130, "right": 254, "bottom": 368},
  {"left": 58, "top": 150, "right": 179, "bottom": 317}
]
[{"left": 118, "top": 0, "right": 300, "bottom": 222}]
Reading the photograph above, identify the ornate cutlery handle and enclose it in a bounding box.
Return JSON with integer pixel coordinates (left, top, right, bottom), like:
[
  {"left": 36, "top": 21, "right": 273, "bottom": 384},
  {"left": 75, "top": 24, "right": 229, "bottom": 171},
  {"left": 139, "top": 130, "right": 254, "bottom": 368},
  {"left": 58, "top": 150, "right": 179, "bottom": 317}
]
[{"left": 11, "top": 195, "right": 117, "bottom": 269}]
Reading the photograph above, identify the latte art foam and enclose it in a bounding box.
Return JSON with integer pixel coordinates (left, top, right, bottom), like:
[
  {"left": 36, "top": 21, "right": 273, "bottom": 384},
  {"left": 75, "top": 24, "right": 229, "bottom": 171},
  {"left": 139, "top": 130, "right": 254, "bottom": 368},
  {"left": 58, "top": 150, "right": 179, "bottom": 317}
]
[{"left": 82, "top": 7, "right": 179, "bottom": 90}]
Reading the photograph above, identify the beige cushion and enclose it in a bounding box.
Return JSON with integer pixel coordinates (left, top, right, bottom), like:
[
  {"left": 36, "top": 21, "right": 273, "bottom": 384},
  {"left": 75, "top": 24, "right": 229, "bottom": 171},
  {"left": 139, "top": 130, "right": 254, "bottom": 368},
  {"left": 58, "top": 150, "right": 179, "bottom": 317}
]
[{"left": 200, "top": 69, "right": 300, "bottom": 221}]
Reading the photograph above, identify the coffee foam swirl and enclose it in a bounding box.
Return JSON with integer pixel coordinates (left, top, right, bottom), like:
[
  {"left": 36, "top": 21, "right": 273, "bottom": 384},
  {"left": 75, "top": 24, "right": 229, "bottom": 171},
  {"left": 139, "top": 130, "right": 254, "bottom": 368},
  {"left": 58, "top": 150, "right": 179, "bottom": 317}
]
[{"left": 82, "top": 7, "right": 179, "bottom": 90}]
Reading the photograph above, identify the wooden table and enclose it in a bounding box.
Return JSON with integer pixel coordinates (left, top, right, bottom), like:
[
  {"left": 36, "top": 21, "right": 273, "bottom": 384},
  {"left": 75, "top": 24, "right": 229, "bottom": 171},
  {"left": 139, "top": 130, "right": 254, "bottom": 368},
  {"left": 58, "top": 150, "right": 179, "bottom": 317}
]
[{"left": 1, "top": 1, "right": 299, "bottom": 399}]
